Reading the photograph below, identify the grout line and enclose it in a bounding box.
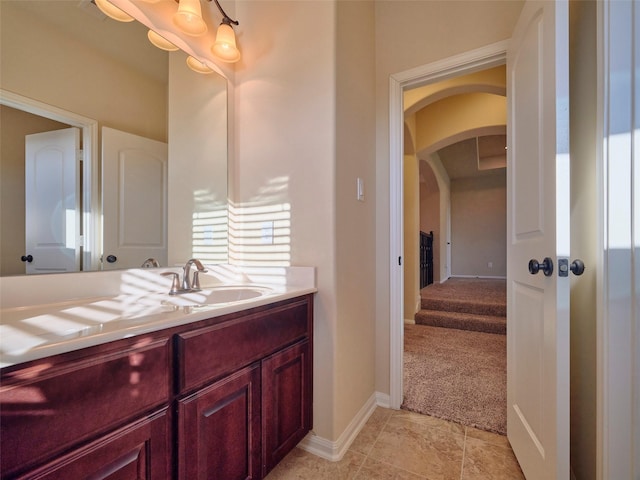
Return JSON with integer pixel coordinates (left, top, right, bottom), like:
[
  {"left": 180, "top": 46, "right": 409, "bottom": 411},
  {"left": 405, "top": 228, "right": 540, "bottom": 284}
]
[{"left": 459, "top": 427, "right": 468, "bottom": 480}]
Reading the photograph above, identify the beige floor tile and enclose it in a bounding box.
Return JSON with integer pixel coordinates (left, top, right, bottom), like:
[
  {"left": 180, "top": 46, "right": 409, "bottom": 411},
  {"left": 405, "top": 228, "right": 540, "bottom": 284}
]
[
  {"left": 268, "top": 409, "right": 525, "bottom": 480},
  {"left": 368, "top": 414, "right": 465, "bottom": 479},
  {"left": 464, "top": 427, "right": 511, "bottom": 449},
  {"left": 349, "top": 407, "right": 394, "bottom": 455},
  {"left": 461, "top": 437, "right": 525, "bottom": 480},
  {"left": 354, "top": 457, "right": 428, "bottom": 479},
  {"left": 265, "top": 448, "right": 365, "bottom": 480},
  {"left": 392, "top": 409, "right": 466, "bottom": 436}
]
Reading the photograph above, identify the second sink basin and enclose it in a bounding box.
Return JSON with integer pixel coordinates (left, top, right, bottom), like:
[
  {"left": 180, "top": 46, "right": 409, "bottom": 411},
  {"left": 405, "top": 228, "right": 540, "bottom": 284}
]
[{"left": 159, "top": 286, "right": 270, "bottom": 307}]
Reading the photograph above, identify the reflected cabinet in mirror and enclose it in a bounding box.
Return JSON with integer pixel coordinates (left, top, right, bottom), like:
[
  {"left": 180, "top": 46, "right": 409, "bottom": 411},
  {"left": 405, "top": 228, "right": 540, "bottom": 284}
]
[{"left": 0, "top": 0, "right": 228, "bottom": 276}]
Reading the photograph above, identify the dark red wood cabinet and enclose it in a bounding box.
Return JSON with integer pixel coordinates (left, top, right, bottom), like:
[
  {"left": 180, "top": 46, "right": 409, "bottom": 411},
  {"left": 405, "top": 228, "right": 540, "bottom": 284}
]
[{"left": 0, "top": 294, "right": 313, "bottom": 480}]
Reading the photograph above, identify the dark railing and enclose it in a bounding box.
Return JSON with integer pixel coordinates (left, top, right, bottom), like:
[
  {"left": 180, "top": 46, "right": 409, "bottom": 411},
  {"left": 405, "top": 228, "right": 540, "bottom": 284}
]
[{"left": 420, "top": 231, "right": 434, "bottom": 288}]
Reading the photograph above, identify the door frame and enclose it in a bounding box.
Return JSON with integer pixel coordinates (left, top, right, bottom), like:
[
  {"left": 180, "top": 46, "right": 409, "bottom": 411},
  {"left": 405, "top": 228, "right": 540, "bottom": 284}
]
[
  {"left": 596, "top": 1, "right": 639, "bottom": 477},
  {"left": 0, "top": 89, "right": 100, "bottom": 271},
  {"left": 388, "top": 40, "right": 509, "bottom": 408}
]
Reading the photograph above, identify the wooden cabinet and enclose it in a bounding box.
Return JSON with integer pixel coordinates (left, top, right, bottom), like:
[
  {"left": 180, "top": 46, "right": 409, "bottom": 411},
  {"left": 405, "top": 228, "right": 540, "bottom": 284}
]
[
  {"left": 262, "top": 340, "right": 312, "bottom": 476},
  {"left": 16, "top": 409, "right": 170, "bottom": 480},
  {"left": 175, "top": 296, "right": 313, "bottom": 480},
  {"left": 0, "top": 336, "right": 172, "bottom": 478},
  {"left": 0, "top": 294, "right": 313, "bottom": 480},
  {"left": 178, "top": 365, "right": 262, "bottom": 480}
]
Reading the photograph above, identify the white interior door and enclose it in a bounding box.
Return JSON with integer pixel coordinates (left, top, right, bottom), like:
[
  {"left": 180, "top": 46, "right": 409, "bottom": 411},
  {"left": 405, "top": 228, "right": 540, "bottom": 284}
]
[
  {"left": 102, "top": 127, "right": 168, "bottom": 270},
  {"left": 25, "top": 128, "right": 80, "bottom": 274},
  {"left": 506, "top": 1, "right": 570, "bottom": 479}
]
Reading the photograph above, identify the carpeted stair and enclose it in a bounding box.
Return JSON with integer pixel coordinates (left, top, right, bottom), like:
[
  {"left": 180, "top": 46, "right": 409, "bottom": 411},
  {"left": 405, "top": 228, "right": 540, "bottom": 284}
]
[{"left": 415, "top": 278, "right": 506, "bottom": 335}]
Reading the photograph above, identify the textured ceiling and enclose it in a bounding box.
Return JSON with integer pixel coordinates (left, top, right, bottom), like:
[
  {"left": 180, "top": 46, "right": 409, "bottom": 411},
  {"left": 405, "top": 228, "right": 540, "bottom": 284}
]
[{"left": 437, "top": 135, "right": 506, "bottom": 180}]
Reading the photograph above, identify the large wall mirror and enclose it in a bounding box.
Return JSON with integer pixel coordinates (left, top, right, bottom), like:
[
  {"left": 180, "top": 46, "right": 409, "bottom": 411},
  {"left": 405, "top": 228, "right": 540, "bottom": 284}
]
[{"left": 0, "top": 0, "right": 228, "bottom": 276}]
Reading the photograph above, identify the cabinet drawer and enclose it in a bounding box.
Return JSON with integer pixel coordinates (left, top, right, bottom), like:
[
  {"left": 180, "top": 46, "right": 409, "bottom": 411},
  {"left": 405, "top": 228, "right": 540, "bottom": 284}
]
[
  {"left": 0, "top": 336, "right": 171, "bottom": 478},
  {"left": 15, "top": 408, "right": 171, "bottom": 480},
  {"left": 176, "top": 298, "right": 311, "bottom": 392}
]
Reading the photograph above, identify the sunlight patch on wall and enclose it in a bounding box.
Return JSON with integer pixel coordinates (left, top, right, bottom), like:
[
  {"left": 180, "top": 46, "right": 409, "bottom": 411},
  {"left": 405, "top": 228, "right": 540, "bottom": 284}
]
[
  {"left": 228, "top": 203, "right": 291, "bottom": 266},
  {"left": 190, "top": 188, "right": 228, "bottom": 264},
  {"left": 228, "top": 176, "right": 292, "bottom": 267}
]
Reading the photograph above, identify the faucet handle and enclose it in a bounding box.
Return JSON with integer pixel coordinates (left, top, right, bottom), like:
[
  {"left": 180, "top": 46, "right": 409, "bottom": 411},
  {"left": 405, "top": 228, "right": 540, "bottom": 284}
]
[
  {"left": 161, "top": 272, "right": 180, "bottom": 295},
  {"left": 192, "top": 271, "right": 203, "bottom": 291}
]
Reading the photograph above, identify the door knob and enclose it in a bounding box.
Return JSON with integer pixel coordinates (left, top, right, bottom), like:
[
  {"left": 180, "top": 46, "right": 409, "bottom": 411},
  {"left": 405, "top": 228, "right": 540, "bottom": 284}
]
[
  {"left": 21, "top": 254, "right": 33, "bottom": 263},
  {"left": 528, "top": 257, "right": 553, "bottom": 276},
  {"left": 558, "top": 258, "right": 586, "bottom": 277},
  {"left": 106, "top": 255, "right": 117, "bottom": 263},
  {"left": 570, "top": 259, "right": 585, "bottom": 276}
]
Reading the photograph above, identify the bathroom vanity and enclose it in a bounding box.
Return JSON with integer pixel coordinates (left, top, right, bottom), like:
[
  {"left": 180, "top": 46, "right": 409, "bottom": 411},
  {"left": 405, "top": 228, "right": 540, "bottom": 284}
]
[{"left": 0, "top": 267, "right": 315, "bottom": 479}]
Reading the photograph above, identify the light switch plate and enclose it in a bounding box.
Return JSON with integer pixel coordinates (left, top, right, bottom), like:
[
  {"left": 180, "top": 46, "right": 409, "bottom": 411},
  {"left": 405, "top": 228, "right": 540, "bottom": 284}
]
[{"left": 357, "top": 177, "right": 364, "bottom": 201}]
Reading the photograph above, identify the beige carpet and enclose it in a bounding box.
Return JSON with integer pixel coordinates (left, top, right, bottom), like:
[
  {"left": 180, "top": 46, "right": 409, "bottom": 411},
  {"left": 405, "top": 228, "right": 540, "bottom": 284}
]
[
  {"left": 416, "top": 278, "right": 507, "bottom": 334},
  {"left": 402, "top": 323, "right": 507, "bottom": 435}
]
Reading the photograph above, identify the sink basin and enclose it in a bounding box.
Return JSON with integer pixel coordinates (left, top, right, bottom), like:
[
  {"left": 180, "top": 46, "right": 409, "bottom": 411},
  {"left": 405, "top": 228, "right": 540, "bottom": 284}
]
[{"left": 159, "top": 286, "right": 270, "bottom": 307}]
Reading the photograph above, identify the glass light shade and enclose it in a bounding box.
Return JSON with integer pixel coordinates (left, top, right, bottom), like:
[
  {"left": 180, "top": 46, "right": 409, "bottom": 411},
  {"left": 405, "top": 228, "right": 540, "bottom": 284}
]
[
  {"left": 173, "top": 0, "right": 207, "bottom": 36},
  {"left": 147, "top": 30, "right": 179, "bottom": 51},
  {"left": 211, "top": 23, "right": 240, "bottom": 63},
  {"left": 186, "top": 56, "right": 214, "bottom": 74},
  {"left": 95, "top": 0, "right": 134, "bottom": 22}
]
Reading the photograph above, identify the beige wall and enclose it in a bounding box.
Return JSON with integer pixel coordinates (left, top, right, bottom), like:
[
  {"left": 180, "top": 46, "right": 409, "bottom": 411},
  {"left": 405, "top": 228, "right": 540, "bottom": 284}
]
[
  {"left": 403, "top": 154, "right": 420, "bottom": 319},
  {"left": 450, "top": 173, "right": 506, "bottom": 277},
  {"left": 415, "top": 93, "right": 507, "bottom": 155},
  {"left": 233, "top": 0, "right": 377, "bottom": 442},
  {"left": 334, "top": 0, "right": 377, "bottom": 435},
  {"left": 419, "top": 162, "right": 441, "bottom": 284},
  {"left": 0, "top": 2, "right": 167, "bottom": 142},
  {"left": 568, "top": 1, "right": 597, "bottom": 478},
  {"left": 234, "top": 0, "right": 521, "bottom": 446}
]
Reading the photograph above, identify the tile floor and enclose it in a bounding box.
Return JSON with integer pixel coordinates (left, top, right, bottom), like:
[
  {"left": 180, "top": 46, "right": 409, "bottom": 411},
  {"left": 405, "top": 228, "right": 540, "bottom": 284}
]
[{"left": 265, "top": 407, "right": 525, "bottom": 480}]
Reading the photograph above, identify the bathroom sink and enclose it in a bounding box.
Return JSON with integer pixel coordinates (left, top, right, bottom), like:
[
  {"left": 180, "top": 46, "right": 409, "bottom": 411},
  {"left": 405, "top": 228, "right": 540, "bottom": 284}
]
[{"left": 158, "top": 286, "right": 270, "bottom": 307}]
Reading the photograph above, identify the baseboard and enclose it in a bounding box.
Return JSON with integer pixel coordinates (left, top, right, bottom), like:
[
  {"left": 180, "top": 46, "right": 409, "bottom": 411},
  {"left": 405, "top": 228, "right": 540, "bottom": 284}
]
[
  {"left": 297, "top": 391, "right": 389, "bottom": 461},
  {"left": 404, "top": 317, "right": 416, "bottom": 325}
]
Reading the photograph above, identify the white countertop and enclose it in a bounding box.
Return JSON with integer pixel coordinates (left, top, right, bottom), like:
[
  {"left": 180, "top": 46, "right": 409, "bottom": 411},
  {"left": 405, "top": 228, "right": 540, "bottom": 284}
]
[{"left": 0, "top": 265, "right": 316, "bottom": 369}]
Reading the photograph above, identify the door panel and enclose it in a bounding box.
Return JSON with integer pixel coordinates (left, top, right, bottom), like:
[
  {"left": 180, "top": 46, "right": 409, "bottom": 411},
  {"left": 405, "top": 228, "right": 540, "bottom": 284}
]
[
  {"left": 102, "top": 127, "right": 168, "bottom": 270},
  {"left": 507, "top": 1, "right": 570, "bottom": 479},
  {"left": 25, "top": 128, "right": 80, "bottom": 274}
]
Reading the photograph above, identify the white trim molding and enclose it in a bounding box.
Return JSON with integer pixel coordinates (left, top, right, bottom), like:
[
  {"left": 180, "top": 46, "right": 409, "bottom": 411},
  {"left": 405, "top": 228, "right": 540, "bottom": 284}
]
[
  {"left": 597, "top": 1, "right": 639, "bottom": 478},
  {"left": 297, "top": 392, "right": 381, "bottom": 462},
  {"left": 0, "top": 89, "right": 100, "bottom": 272},
  {"left": 388, "top": 40, "right": 509, "bottom": 409}
]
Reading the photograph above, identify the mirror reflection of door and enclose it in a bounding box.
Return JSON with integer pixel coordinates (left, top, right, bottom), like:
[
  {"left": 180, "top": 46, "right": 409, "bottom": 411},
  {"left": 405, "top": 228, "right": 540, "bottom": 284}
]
[
  {"left": 25, "top": 128, "right": 81, "bottom": 274},
  {"left": 101, "top": 127, "right": 168, "bottom": 270}
]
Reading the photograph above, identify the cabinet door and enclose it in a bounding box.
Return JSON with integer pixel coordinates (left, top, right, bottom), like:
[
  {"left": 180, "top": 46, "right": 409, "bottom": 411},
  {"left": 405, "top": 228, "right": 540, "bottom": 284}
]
[
  {"left": 262, "top": 340, "right": 312, "bottom": 476},
  {"left": 178, "top": 364, "right": 261, "bottom": 480},
  {"left": 16, "top": 408, "right": 170, "bottom": 480}
]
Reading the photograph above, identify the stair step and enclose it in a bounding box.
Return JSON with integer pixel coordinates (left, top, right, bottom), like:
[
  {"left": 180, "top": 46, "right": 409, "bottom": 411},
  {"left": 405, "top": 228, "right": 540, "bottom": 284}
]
[
  {"left": 415, "top": 309, "right": 506, "bottom": 335},
  {"left": 420, "top": 297, "right": 506, "bottom": 317}
]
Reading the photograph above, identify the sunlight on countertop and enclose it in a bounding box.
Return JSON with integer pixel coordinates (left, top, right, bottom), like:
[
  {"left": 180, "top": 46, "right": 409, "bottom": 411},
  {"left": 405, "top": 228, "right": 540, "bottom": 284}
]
[{"left": 0, "top": 265, "right": 316, "bottom": 368}]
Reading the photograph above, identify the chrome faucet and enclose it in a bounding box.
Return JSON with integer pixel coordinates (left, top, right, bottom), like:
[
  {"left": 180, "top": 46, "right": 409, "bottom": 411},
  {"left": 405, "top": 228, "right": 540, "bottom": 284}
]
[
  {"left": 182, "top": 258, "right": 208, "bottom": 291},
  {"left": 161, "top": 259, "right": 208, "bottom": 295}
]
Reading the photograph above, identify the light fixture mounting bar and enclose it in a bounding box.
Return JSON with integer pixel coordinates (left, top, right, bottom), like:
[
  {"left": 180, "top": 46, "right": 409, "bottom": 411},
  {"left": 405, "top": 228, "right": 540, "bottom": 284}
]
[{"left": 209, "top": 0, "right": 238, "bottom": 25}]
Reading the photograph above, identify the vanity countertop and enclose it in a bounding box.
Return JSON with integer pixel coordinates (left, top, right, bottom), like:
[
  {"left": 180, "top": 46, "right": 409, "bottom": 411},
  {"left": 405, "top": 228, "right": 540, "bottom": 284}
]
[{"left": 0, "top": 265, "right": 316, "bottom": 369}]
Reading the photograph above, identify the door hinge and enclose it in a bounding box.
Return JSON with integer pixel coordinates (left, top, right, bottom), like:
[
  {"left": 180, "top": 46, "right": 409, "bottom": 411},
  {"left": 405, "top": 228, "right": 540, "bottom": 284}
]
[{"left": 398, "top": 256, "right": 402, "bottom": 266}]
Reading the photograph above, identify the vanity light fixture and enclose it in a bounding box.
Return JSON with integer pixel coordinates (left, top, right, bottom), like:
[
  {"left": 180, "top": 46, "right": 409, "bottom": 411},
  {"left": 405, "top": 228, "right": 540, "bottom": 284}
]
[
  {"left": 209, "top": 0, "right": 240, "bottom": 63},
  {"left": 186, "top": 55, "right": 214, "bottom": 74},
  {"left": 147, "top": 30, "right": 179, "bottom": 51},
  {"left": 173, "top": 0, "right": 208, "bottom": 36},
  {"left": 94, "top": 0, "right": 134, "bottom": 22}
]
